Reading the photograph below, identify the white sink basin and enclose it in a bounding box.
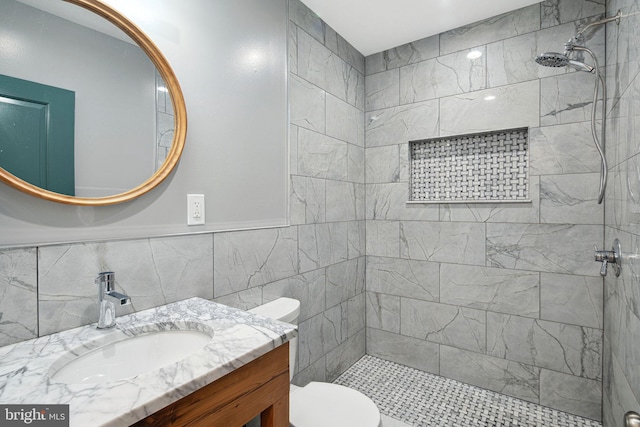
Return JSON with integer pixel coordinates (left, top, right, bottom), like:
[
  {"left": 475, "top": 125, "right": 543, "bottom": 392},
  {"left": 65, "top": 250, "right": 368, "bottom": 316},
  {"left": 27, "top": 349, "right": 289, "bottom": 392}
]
[{"left": 49, "top": 327, "right": 212, "bottom": 384}]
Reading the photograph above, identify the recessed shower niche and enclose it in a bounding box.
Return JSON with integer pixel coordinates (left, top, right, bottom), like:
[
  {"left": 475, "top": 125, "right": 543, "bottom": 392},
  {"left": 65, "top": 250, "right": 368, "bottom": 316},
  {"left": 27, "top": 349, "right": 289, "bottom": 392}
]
[{"left": 408, "top": 127, "right": 530, "bottom": 203}]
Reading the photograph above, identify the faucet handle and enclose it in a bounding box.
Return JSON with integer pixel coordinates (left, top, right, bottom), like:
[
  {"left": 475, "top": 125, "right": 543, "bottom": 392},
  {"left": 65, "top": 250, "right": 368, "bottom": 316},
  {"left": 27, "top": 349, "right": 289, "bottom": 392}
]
[
  {"left": 95, "top": 271, "right": 115, "bottom": 291},
  {"left": 594, "top": 239, "right": 622, "bottom": 277}
]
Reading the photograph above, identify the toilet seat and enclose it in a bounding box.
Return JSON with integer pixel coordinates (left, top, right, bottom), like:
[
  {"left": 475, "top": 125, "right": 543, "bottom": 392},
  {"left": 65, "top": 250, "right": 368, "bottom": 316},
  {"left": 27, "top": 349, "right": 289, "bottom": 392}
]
[{"left": 290, "top": 382, "right": 381, "bottom": 427}]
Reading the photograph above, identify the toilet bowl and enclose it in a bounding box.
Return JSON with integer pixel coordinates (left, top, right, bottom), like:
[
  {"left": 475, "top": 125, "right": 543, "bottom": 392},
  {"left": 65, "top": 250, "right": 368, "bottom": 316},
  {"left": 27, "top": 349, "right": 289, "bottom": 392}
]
[{"left": 249, "top": 298, "right": 381, "bottom": 427}]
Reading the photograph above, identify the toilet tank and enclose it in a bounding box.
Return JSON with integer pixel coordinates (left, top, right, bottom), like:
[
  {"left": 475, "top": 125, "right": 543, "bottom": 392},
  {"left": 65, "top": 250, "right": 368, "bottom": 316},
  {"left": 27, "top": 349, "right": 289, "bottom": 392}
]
[{"left": 249, "top": 297, "right": 300, "bottom": 380}]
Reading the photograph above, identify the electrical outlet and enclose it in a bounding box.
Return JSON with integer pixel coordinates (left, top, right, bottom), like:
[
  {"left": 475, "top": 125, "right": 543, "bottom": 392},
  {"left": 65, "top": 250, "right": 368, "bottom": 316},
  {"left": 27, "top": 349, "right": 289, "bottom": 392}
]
[{"left": 187, "top": 194, "right": 205, "bottom": 225}]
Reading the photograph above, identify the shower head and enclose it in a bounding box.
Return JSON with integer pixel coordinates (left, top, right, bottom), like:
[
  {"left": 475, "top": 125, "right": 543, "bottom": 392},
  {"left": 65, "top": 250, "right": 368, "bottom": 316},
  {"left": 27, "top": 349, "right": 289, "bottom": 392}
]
[
  {"left": 535, "top": 52, "right": 595, "bottom": 73},
  {"left": 535, "top": 52, "right": 568, "bottom": 67}
]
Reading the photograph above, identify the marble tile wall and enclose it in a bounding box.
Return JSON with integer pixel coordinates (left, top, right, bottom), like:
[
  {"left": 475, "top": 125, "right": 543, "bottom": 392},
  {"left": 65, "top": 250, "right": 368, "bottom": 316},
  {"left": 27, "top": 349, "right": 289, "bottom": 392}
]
[
  {"left": 364, "top": 0, "right": 606, "bottom": 421},
  {"left": 0, "top": 0, "right": 366, "bottom": 387},
  {"left": 603, "top": 0, "right": 640, "bottom": 425}
]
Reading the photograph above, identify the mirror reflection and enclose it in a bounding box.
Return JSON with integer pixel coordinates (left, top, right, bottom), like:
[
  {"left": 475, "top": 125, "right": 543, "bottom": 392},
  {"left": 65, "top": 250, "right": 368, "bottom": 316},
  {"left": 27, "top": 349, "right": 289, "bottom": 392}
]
[{"left": 0, "top": 0, "right": 174, "bottom": 197}]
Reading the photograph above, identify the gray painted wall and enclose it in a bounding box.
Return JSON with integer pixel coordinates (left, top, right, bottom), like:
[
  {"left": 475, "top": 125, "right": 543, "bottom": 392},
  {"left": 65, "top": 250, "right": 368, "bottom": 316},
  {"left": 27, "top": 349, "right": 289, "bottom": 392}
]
[{"left": 0, "top": 0, "right": 289, "bottom": 246}]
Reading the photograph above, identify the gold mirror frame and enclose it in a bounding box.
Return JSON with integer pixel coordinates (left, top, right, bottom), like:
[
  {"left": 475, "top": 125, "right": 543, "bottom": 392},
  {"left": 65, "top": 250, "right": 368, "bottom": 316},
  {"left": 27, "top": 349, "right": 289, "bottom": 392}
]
[{"left": 0, "top": 0, "right": 187, "bottom": 206}]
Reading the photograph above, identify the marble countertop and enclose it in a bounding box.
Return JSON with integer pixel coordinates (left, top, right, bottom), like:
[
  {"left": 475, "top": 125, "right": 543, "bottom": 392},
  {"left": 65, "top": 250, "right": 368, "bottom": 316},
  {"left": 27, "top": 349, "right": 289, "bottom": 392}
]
[{"left": 0, "top": 297, "right": 297, "bottom": 427}]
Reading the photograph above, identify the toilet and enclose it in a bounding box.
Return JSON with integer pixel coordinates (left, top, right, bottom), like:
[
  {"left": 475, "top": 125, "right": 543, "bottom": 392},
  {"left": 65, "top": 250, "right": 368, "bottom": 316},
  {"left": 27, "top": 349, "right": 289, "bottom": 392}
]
[{"left": 249, "top": 297, "right": 381, "bottom": 427}]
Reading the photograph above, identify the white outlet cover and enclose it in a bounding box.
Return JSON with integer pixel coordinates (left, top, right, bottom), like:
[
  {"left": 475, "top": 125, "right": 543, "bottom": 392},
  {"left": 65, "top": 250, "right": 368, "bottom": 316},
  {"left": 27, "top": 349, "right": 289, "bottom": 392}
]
[{"left": 187, "top": 194, "right": 205, "bottom": 225}]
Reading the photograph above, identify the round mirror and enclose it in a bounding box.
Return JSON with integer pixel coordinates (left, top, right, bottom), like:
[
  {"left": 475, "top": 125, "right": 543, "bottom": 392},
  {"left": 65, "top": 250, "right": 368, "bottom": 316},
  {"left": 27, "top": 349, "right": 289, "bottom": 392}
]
[{"left": 0, "top": 0, "right": 187, "bottom": 205}]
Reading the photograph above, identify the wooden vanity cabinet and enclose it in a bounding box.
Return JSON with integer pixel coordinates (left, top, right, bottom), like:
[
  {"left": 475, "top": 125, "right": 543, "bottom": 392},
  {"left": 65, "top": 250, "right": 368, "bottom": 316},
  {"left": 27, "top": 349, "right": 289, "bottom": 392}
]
[{"left": 133, "top": 343, "right": 289, "bottom": 427}]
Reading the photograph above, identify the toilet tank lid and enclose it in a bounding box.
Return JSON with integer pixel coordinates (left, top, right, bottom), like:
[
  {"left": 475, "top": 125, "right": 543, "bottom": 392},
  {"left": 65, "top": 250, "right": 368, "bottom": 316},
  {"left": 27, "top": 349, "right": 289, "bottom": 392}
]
[{"left": 249, "top": 297, "right": 300, "bottom": 324}]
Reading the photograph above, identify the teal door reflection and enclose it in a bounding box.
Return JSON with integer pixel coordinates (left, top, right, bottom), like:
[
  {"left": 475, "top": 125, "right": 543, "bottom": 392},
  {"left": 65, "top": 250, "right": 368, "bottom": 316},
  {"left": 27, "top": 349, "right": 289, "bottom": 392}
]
[{"left": 0, "top": 74, "right": 75, "bottom": 196}]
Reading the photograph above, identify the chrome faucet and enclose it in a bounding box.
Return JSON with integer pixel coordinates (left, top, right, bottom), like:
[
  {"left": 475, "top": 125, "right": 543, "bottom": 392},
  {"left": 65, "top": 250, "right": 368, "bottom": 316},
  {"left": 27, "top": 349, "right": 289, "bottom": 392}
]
[
  {"left": 95, "top": 272, "right": 131, "bottom": 329},
  {"left": 594, "top": 239, "right": 622, "bottom": 277}
]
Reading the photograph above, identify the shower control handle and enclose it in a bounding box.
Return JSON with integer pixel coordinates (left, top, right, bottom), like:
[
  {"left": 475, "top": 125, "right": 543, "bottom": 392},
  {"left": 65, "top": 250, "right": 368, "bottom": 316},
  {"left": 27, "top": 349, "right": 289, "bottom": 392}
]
[
  {"left": 625, "top": 411, "right": 640, "bottom": 427},
  {"left": 594, "top": 239, "right": 621, "bottom": 277}
]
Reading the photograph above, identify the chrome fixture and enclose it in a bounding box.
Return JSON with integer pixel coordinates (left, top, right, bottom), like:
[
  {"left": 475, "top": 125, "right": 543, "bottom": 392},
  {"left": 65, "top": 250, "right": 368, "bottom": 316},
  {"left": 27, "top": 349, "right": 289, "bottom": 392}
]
[
  {"left": 534, "top": 52, "right": 594, "bottom": 73},
  {"left": 534, "top": 11, "right": 623, "bottom": 204},
  {"left": 95, "top": 271, "right": 131, "bottom": 329},
  {"left": 626, "top": 411, "right": 640, "bottom": 427},
  {"left": 594, "top": 239, "right": 622, "bottom": 277}
]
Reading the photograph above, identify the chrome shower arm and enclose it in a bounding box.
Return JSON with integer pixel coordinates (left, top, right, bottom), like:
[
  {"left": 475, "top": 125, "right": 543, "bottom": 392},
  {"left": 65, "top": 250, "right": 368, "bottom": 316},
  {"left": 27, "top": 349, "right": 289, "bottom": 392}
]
[{"left": 569, "top": 10, "right": 621, "bottom": 46}]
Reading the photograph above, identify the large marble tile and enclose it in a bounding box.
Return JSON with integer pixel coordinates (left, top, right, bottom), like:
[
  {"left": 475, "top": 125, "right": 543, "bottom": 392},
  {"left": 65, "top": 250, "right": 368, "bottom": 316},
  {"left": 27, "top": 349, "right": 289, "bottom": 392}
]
[
  {"left": 440, "top": 80, "right": 540, "bottom": 136},
  {"left": 400, "top": 221, "right": 486, "bottom": 265},
  {"left": 365, "top": 220, "right": 400, "bottom": 258},
  {"left": 604, "top": 349, "right": 640, "bottom": 427},
  {"left": 290, "top": 124, "right": 299, "bottom": 175},
  {"left": 298, "top": 127, "right": 348, "bottom": 180},
  {"left": 439, "top": 178, "right": 540, "bottom": 223},
  {"left": 346, "top": 293, "right": 366, "bottom": 337},
  {"left": 297, "top": 28, "right": 364, "bottom": 109},
  {"left": 347, "top": 221, "right": 366, "bottom": 259},
  {"left": 366, "top": 256, "right": 439, "bottom": 301},
  {"left": 325, "top": 328, "right": 365, "bottom": 382},
  {"left": 540, "top": 71, "right": 604, "bottom": 126},
  {"left": 366, "top": 144, "right": 402, "bottom": 183},
  {"left": 289, "top": 0, "right": 324, "bottom": 45},
  {"left": 290, "top": 175, "right": 326, "bottom": 225},
  {"left": 366, "top": 292, "right": 400, "bottom": 333},
  {"left": 213, "top": 287, "right": 262, "bottom": 311},
  {"left": 292, "top": 354, "right": 326, "bottom": 387},
  {"left": 540, "top": 173, "right": 604, "bottom": 224},
  {"left": 290, "top": 73, "right": 326, "bottom": 133},
  {"left": 289, "top": 17, "right": 298, "bottom": 75},
  {"left": 540, "top": 272, "right": 603, "bottom": 329},
  {"left": 487, "top": 313, "right": 602, "bottom": 380},
  {"left": 440, "top": 345, "right": 540, "bottom": 404},
  {"left": 541, "top": 0, "right": 606, "bottom": 28},
  {"left": 366, "top": 69, "right": 399, "bottom": 111},
  {"left": 399, "top": 47, "right": 486, "bottom": 104},
  {"left": 619, "top": 290, "right": 640, "bottom": 404},
  {"left": 39, "top": 235, "right": 214, "bottom": 336},
  {"left": 298, "top": 222, "right": 348, "bottom": 272},
  {"left": 366, "top": 327, "right": 439, "bottom": 374},
  {"left": 324, "top": 25, "right": 365, "bottom": 75},
  {"left": 348, "top": 144, "right": 365, "bottom": 183},
  {"left": 0, "top": 248, "right": 37, "bottom": 346},
  {"left": 326, "top": 94, "right": 365, "bottom": 147},
  {"left": 401, "top": 298, "right": 486, "bottom": 353},
  {"left": 214, "top": 227, "right": 297, "bottom": 297},
  {"left": 322, "top": 302, "right": 347, "bottom": 353},
  {"left": 439, "top": 4, "right": 541, "bottom": 55},
  {"left": 487, "top": 223, "right": 601, "bottom": 275},
  {"left": 440, "top": 264, "right": 539, "bottom": 317},
  {"left": 262, "top": 268, "right": 326, "bottom": 322},
  {"left": 298, "top": 312, "right": 324, "bottom": 372},
  {"left": 326, "top": 180, "right": 362, "bottom": 222},
  {"left": 365, "top": 36, "right": 439, "bottom": 75},
  {"left": 540, "top": 369, "right": 602, "bottom": 420},
  {"left": 326, "top": 258, "right": 364, "bottom": 308},
  {"left": 366, "top": 100, "right": 439, "bottom": 148},
  {"left": 529, "top": 123, "right": 601, "bottom": 176},
  {"left": 366, "top": 183, "right": 440, "bottom": 221}
]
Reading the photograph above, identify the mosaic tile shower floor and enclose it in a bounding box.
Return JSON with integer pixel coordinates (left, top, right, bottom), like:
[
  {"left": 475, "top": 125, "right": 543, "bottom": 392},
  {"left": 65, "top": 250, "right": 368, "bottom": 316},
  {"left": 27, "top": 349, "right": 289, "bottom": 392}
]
[{"left": 333, "top": 355, "right": 602, "bottom": 427}]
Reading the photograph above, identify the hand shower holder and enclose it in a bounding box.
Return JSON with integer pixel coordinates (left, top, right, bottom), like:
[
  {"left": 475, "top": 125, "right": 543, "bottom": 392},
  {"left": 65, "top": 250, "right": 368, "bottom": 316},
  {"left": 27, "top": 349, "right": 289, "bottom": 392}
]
[{"left": 595, "top": 238, "right": 621, "bottom": 277}]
